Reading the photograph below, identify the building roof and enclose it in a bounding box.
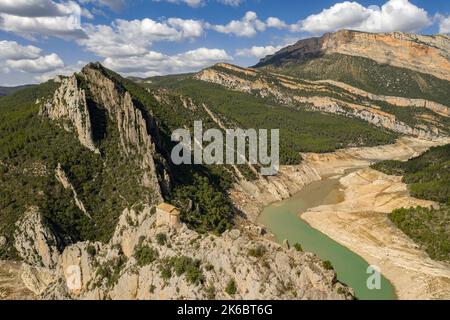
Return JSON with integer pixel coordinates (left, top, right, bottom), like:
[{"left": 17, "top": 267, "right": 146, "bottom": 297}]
[{"left": 157, "top": 202, "right": 180, "bottom": 215}]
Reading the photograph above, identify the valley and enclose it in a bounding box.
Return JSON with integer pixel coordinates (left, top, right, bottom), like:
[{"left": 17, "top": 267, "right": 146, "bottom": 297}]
[{"left": 0, "top": 29, "right": 449, "bottom": 300}]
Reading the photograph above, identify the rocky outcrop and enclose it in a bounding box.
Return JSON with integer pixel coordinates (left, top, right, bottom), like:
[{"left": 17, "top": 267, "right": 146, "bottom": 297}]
[
  {"left": 40, "top": 76, "right": 99, "bottom": 153},
  {"left": 0, "top": 261, "right": 36, "bottom": 300},
  {"left": 14, "top": 207, "right": 62, "bottom": 269},
  {"left": 314, "top": 79, "right": 450, "bottom": 118},
  {"left": 195, "top": 65, "right": 445, "bottom": 139},
  {"left": 39, "top": 205, "right": 352, "bottom": 300},
  {"left": 40, "top": 62, "right": 166, "bottom": 202},
  {"left": 256, "top": 30, "right": 450, "bottom": 81},
  {"left": 79, "top": 64, "right": 165, "bottom": 199},
  {"left": 55, "top": 163, "right": 91, "bottom": 219}
]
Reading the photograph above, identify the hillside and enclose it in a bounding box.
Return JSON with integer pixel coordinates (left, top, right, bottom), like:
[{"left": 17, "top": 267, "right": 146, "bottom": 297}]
[
  {"left": 0, "top": 62, "right": 353, "bottom": 300},
  {"left": 372, "top": 145, "right": 450, "bottom": 262},
  {"left": 0, "top": 85, "right": 35, "bottom": 97}
]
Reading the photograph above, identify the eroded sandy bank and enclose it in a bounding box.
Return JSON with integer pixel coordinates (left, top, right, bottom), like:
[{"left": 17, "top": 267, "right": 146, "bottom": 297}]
[
  {"left": 301, "top": 168, "right": 450, "bottom": 300},
  {"left": 231, "top": 137, "right": 449, "bottom": 222}
]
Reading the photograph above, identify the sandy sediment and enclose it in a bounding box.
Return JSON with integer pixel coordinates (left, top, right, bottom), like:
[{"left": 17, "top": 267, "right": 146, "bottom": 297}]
[
  {"left": 301, "top": 168, "right": 450, "bottom": 300},
  {"left": 232, "top": 136, "right": 450, "bottom": 222}
]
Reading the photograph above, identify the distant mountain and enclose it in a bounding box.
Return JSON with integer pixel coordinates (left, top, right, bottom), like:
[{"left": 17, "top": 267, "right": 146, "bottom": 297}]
[
  {"left": 253, "top": 30, "right": 450, "bottom": 106},
  {"left": 1, "top": 30, "right": 449, "bottom": 300},
  {"left": 0, "top": 85, "right": 35, "bottom": 97}
]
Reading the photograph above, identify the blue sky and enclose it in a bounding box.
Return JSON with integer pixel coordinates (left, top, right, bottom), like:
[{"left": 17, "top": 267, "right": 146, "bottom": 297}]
[{"left": 0, "top": 0, "right": 449, "bottom": 85}]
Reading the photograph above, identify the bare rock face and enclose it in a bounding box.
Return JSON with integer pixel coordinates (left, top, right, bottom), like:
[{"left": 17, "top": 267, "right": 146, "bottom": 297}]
[
  {"left": 55, "top": 163, "right": 91, "bottom": 219},
  {"left": 0, "top": 235, "right": 6, "bottom": 248},
  {"left": 14, "top": 207, "right": 61, "bottom": 269},
  {"left": 40, "top": 76, "right": 99, "bottom": 153},
  {"left": 195, "top": 65, "right": 445, "bottom": 140},
  {"left": 256, "top": 30, "right": 450, "bottom": 81},
  {"left": 38, "top": 205, "right": 352, "bottom": 300},
  {"left": 78, "top": 64, "right": 165, "bottom": 199},
  {"left": 40, "top": 62, "right": 166, "bottom": 202}
]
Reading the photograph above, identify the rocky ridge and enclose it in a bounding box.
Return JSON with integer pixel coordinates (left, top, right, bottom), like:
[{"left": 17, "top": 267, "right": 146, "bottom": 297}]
[
  {"left": 195, "top": 64, "right": 447, "bottom": 139},
  {"left": 40, "top": 63, "right": 166, "bottom": 202},
  {"left": 14, "top": 205, "right": 351, "bottom": 300},
  {"left": 256, "top": 30, "right": 450, "bottom": 81}
]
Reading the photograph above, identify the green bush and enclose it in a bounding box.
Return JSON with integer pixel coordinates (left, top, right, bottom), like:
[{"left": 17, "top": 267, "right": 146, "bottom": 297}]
[
  {"left": 225, "top": 278, "right": 237, "bottom": 296},
  {"left": 156, "top": 233, "right": 167, "bottom": 246},
  {"left": 248, "top": 245, "right": 266, "bottom": 258},
  {"left": 133, "top": 244, "right": 159, "bottom": 267},
  {"left": 322, "top": 260, "right": 334, "bottom": 271}
]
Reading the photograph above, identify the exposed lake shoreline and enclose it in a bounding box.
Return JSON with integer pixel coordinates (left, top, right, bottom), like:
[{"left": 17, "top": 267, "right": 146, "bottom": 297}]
[{"left": 236, "top": 137, "right": 450, "bottom": 300}]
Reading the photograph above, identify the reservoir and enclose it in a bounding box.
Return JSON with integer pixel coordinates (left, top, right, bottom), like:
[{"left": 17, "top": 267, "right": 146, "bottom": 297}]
[{"left": 258, "top": 176, "right": 397, "bottom": 300}]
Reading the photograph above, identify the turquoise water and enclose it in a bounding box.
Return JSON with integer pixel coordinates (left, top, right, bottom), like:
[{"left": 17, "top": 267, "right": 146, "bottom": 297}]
[{"left": 258, "top": 177, "right": 396, "bottom": 300}]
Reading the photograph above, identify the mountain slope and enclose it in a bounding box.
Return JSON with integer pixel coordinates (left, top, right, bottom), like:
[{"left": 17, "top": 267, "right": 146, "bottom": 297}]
[
  {"left": 253, "top": 30, "right": 450, "bottom": 109},
  {"left": 0, "top": 63, "right": 353, "bottom": 300},
  {"left": 373, "top": 144, "right": 450, "bottom": 262},
  {"left": 0, "top": 85, "right": 35, "bottom": 97}
]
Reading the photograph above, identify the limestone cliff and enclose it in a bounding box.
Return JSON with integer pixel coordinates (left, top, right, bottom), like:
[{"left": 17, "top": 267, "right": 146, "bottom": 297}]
[
  {"left": 256, "top": 30, "right": 450, "bottom": 81},
  {"left": 35, "top": 205, "right": 352, "bottom": 300},
  {"left": 195, "top": 64, "right": 447, "bottom": 140},
  {"left": 40, "top": 62, "right": 167, "bottom": 202}
]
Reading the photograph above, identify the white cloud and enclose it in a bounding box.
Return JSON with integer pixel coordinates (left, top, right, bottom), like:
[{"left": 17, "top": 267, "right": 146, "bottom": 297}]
[
  {"left": 79, "top": 0, "right": 126, "bottom": 12},
  {"left": 0, "top": 0, "right": 78, "bottom": 17},
  {"left": 103, "top": 48, "right": 231, "bottom": 77},
  {"left": 266, "top": 17, "right": 287, "bottom": 29},
  {"left": 153, "top": 0, "right": 243, "bottom": 7},
  {"left": 0, "top": 40, "right": 42, "bottom": 59},
  {"left": 156, "top": 0, "right": 204, "bottom": 7},
  {"left": 217, "top": 0, "right": 243, "bottom": 6},
  {"left": 0, "top": 0, "right": 86, "bottom": 39},
  {"left": 35, "top": 60, "right": 88, "bottom": 82},
  {"left": 80, "top": 18, "right": 204, "bottom": 57},
  {"left": 0, "top": 40, "right": 68, "bottom": 84},
  {"left": 235, "top": 45, "right": 283, "bottom": 58},
  {"left": 294, "top": 0, "right": 431, "bottom": 34},
  {"left": 6, "top": 53, "right": 64, "bottom": 73},
  {"left": 439, "top": 15, "right": 450, "bottom": 34},
  {"left": 210, "top": 11, "right": 266, "bottom": 37}
]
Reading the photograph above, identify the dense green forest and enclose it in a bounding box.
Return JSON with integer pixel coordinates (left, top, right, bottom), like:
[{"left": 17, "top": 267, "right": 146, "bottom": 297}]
[
  {"left": 0, "top": 69, "right": 234, "bottom": 259},
  {"left": 141, "top": 75, "right": 398, "bottom": 163},
  {"left": 372, "top": 144, "right": 450, "bottom": 261},
  {"left": 259, "top": 53, "right": 450, "bottom": 107}
]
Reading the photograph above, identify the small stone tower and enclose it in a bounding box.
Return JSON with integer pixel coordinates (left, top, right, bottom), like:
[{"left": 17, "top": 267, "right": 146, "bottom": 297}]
[{"left": 156, "top": 203, "right": 181, "bottom": 229}]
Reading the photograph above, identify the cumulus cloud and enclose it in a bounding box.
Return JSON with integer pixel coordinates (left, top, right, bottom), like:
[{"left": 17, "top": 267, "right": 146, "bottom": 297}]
[
  {"left": 79, "top": 0, "right": 126, "bottom": 12},
  {"left": 0, "top": 0, "right": 78, "bottom": 17},
  {"left": 210, "top": 11, "right": 266, "bottom": 37},
  {"left": 235, "top": 45, "right": 283, "bottom": 58},
  {"left": 79, "top": 18, "right": 205, "bottom": 57},
  {"left": 35, "top": 60, "right": 88, "bottom": 82},
  {"left": 293, "top": 0, "right": 431, "bottom": 34},
  {"left": 103, "top": 48, "right": 231, "bottom": 77},
  {"left": 439, "top": 15, "right": 450, "bottom": 34},
  {"left": 266, "top": 17, "right": 287, "bottom": 29},
  {"left": 153, "top": 0, "right": 243, "bottom": 7},
  {"left": 0, "top": 0, "right": 86, "bottom": 39},
  {"left": 6, "top": 53, "right": 64, "bottom": 73},
  {"left": 0, "top": 40, "right": 42, "bottom": 59}
]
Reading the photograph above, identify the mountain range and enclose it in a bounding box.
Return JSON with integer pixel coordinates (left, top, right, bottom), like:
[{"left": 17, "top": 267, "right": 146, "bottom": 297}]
[{"left": 0, "top": 29, "right": 449, "bottom": 300}]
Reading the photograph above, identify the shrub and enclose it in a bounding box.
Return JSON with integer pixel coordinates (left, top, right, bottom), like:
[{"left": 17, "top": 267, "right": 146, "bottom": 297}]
[
  {"left": 293, "top": 243, "right": 303, "bottom": 252},
  {"left": 156, "top": 233, "right": 167, "bottom": 246},
  {"left": 248, "top": 245, "right": 266, "bottom": 258},
  {"left": 225, "top": 278, "right": 237, "bottom": 296},
  {"left": 322, "top": 260, "right": 334, "bottom": 271},
  {"left": 133, "top": 244, "right": 159, "bottom": 267}
]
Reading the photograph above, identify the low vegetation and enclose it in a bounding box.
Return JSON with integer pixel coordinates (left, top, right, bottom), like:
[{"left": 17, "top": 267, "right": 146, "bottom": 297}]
[{"left": 372, "top": 144, "right": 450, "bottom": 261}]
